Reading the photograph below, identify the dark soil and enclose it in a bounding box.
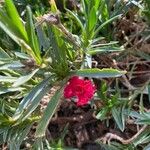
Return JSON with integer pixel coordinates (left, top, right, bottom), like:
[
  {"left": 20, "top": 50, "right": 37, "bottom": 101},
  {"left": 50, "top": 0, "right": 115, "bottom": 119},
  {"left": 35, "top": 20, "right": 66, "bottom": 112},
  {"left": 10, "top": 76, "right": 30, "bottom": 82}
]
[{"left": 47, "top": 11, "right": 150, "bottom": 149}]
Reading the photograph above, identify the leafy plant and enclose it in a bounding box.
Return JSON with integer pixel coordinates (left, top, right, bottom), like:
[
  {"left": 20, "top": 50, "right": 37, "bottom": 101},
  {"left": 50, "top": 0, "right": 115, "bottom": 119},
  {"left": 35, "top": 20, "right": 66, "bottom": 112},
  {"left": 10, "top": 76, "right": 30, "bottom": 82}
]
[
  {"left": 95, "top": 81, "right": 127, "bottom": 131},
  {"left": 143, "top": 0, "right": 150, "bottom": 24},
  {"left": 0, "top": 0, "right": 134, "bottom": 149}
]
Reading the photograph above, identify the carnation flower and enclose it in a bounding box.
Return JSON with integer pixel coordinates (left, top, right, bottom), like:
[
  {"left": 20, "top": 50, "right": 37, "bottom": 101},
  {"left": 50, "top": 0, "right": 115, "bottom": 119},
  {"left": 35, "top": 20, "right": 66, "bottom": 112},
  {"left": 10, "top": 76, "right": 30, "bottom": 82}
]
[{"left": 64, "top": 76, "right": 96, "bottom": 106}]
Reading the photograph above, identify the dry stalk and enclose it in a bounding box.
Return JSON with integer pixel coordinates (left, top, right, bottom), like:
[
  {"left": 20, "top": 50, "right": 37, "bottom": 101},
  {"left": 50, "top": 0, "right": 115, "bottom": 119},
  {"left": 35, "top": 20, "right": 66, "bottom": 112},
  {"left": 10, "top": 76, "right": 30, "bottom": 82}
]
[
  {"left": 99, "top": 107, "right": 150, "bottom": 145},
  {"left": 36, "top": 13, "right": 81, "bottom": 49},
  {"left": 98, "top": 125, "right": 147, "bottom": 145},
  {"left": 113, "top": 60, "right": 135, "bottom": 90}
]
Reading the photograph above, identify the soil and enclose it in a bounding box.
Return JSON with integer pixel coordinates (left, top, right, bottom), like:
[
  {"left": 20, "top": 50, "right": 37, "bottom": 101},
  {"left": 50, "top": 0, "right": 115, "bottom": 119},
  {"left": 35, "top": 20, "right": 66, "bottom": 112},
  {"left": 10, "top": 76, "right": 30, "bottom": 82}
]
[
  {"left": 1, "top": 1, "right": 149, "bottom": 149},
  {"left": 46, "top": 10, "right": 150, "bottom": 149}
]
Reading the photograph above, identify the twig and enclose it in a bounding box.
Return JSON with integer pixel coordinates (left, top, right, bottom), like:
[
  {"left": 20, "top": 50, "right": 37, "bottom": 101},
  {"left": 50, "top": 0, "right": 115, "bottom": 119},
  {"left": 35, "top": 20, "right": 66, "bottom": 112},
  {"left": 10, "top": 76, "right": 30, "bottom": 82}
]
[
  {"left": 127, "top": 70, "right": 150, "bottom": 74},
  {"left": 36, "top": 13, "right": 81, "bottom": 49},
  {"left": 99, "top": 105, "right": 150, "bottom": 145},
  {"left": 113, "top": 60, "right": 135, "bottom": 90},
  {"left": 98, "top": 125, "right": 147, "bottom": 144},
  {"left": 116, "top": 60, "right": 150, "bottom": 66}
]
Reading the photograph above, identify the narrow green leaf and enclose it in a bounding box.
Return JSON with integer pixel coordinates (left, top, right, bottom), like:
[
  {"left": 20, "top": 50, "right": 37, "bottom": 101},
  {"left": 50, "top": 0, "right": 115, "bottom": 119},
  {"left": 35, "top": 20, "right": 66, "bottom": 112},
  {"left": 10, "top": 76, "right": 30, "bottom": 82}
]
[
  {"left": 0, "top": 61, "right": 25, "bottom": 70},
  {"left": 10, "top": 123, "right": 33, "bottom": 149},
  {"left": 136, "top": 112, "right": 150, "bottom": 125},
  {"left": 14, "top": 52, "right": 30, "bottom": 60},
  {"left": 81, "top": 0, "right": 87, "bottom": 19},
  {"left": 112, "top": 107, "right": 125, "bottom": 131},
  {"left": 50, "top": 0, "right": 58, "bottom": 12},
  {"left": 127, "top": 110, "right": 141, "bottom": 119},
  {"left": 0, "top": 47, "right": 10, "bottom": 60},
  {"left": 144, "top": 143, "right": 150, "bottom": 150},
  {"left": 47, "top": 25, "right": 68, "bottom": 70},
  {"left": 36, "top": 25, "right": 50, "bottom": 50},
  {"left": 0, "top": 10, "right": 33, "bottom": 55},
  {"left": 95, "top": 14, "right": 121, "bottom": 36},
  {"left": 96, "top": 107, "right": 109, "bottom": 120},
  {"left": 87, "top": 46, "right": 124, "bottom": 55},
  {"left": 99, "top": 0, "right": 109, "bottom": 22},
  {"left": 131, "top": 0, "right": 143, "bottom": 9},
  {"left": 12, "top": 77, "right": 51, "bottom": 120},
  {"left": 91, "top": 41, "right": 119, "bottom": 47},
  {"left": 26, "top": 6, "right": 42, "bottom": 64},
  {"left": 0, "top": 76, "right": 17, "bottom": 83},
  {"left": 74, "top": 68, "right": 126, "bottom": 78},
  {"left": 5, "top": 0, "right": 28, "bottom": 41},
  {"left": 35, "top": 88, "right": 62, "bottom": 137},
  {"left": 0, "top": 19, "right": 21, "bottom": 45},
  {"left": 0, "top": 87, "right": 24, "bottom": 95},
  {"left": 133, "top": 131, "right": 150, "bottom": 146},
  {"left": 66, "top": 9, "right": 84, "bottom": 32},
  {"left": 19, "top": 85, "right": 50, "bottom": 122},
  {"left": 12, "top": 69, "right": 39, "bottom": 87},
  {"left": 94, "top": 0, "right": 100, "bottom": 10},
  {"left": 88, "top": 6, "right": 97, "bottom": 32},
  {"left": 92, "top": 37, "right": 105, "bottom": 44},
  {"left": 33, "top": 138, "right": 44, "bottom": 150},
  {"left": 0, "top": 9, "right": 38, "bottom": 61}
]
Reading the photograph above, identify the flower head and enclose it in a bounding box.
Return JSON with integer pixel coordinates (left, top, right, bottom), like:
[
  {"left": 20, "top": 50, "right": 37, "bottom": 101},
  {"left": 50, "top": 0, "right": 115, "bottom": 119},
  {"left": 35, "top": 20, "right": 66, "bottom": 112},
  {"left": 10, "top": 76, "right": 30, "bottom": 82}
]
[{"left": 64, "top": 76, "right": 96, "bottom": 106}]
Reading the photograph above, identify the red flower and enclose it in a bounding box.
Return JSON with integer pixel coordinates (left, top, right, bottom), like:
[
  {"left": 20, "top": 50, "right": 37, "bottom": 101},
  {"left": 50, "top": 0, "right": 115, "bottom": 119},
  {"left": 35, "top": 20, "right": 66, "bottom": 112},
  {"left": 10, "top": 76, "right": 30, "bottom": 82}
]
[{"left": 64, "top": 76, "right": 96, "bottom": 106}]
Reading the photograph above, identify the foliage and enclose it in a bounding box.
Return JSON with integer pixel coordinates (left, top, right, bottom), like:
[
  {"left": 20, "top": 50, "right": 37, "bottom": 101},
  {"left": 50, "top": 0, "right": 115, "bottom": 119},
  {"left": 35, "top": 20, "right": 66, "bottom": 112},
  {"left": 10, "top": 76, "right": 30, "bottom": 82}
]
[{"left": 0, "top": 0, "right": 149, "bottom": 149}]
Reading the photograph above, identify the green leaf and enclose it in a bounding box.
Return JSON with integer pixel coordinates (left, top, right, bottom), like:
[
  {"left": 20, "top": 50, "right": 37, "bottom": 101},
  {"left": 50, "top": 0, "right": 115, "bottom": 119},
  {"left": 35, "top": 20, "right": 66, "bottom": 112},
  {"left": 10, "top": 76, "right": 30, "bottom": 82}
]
[
  {"left": 81, "top": 0, "right": 87, "bottom": 19},
  {"left": 99, "top": 0, "right": 109, "bottom": 22},
  {"left": 98, "top": 81, "right": 108, "bottom": 100},
  {"left": 137, "top": 113, "right": 150, "bottom": 125},
  {"left": 131, "top": 0, "right": 143, "bottom": 9},
  {"left": 26, "top": 6, "right": 42, "bottom": 64},
  {"left": 50, "top": 0, "right": 58, "bottom": 12},
  {"left": 0, "top": 13, "right": 34, "bottom": 56},
  {"left": 112, "top": 107, "right": 125, "bottom": 132},
  {"left": 5, "top": 0, "right": 28, "bottom": 41},
  {"left": 74, "top": 68, "right": 126, "bottom": 78},
  {"left": 12, "top": 69, "right": 39, "bottom": 87},
  {"left": 66, "top": 9, "right": 84, "bottom": 32},
  {"left": 88, "top": 6, "right": 97, "bottom": 32},
  {"left": 14, "top": 52, "right": 30, "bottom": 60},
  {"left": 0, "top": 15, "right": 21, "bottom": 45},
  {"left": 91, "top": 41, "right": 119, "bottom": 47},
  {"left": 94, "top": 0, "right": 100, "bottom": 10},
  {"left": 87, "top": 46, "right": 124, "bottom": 55},
  {"left": 127, "top": 110, "right": 141, "bottom": 119},
  {"left": 33, "top": 137, "right": 44, "bottom": 150},
  {"left": 0, "top": 61, "right": 25, "bottom": 70},
  {"left": 144, "top": 143, "right": 150, "bottom": 150},
  {"left": 47, "top": 25, "right": 69, "bottom": 74},
  {"left": 18, "top": 84, "right": 50, "bottom": 122},
  {"left": 0, "top": 8, "right": 38, "bottom": 62},
  {"left": 12, "top": 77, "right": 52, "bottom": 120},
  {"left": 96, "top": 107, "right": 109, "bottom": 120},
  {"left": 8, "top": 123, "right": 33, "bottom": 149},
  {"left": 0, "top": 10, "right": 35, "bottom": 59},
  {"left": 0, "top": 87, "right": 24, "bottom": 95},
  {"left": 0, "top": 47, "right": 10, "bottom": 60},
  {"left": 0, "top": 76, "right": 17, "bottom": 83},
  {"left": 133, "top": 130, "right": 150, "bottom": 146},
  {"left": 35, "top": 88, "right": 63, "bottom": 137},
  {"left": 95, "top": 14, "right": 121, "bottom": 36},
  {"left": 36, "top": 25, "right": 50, "bottom": 50}
]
